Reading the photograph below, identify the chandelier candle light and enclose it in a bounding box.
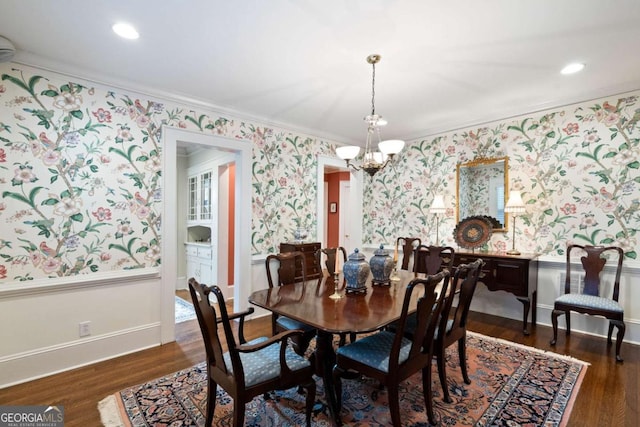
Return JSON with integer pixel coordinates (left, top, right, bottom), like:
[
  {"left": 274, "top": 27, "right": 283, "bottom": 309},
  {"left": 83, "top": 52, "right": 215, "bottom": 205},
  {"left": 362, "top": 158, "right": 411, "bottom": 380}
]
[
  {"left": 504, "top": 190, "right": 526, "bottom": 255},
  {"left": 430, "top": 195, "right": 446, "bottom": 244},
  {"left": 336, "top": 54, "right": 405, "bottom": 176}
]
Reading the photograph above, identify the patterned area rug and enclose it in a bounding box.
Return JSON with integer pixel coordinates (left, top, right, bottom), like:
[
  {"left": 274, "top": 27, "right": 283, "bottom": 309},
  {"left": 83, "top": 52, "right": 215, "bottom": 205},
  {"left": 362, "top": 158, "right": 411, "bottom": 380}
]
[
  {"left": 98, "top": 331, "right": 587, "bottom": 426},
  {"left": 175, "top": 296, "right": 197, "bottom": 323}
]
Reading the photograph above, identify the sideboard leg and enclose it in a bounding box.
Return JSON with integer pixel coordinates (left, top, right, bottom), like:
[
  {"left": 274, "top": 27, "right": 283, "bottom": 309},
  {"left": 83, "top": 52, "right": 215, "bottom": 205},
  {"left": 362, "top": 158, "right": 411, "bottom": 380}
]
[{"left": 516, "top": 296, "right": 531, "bottom": 335}]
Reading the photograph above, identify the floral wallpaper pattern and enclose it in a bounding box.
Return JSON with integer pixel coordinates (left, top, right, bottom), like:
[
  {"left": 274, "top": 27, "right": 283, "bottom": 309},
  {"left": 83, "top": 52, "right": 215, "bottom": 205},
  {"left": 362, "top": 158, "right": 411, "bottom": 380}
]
[
  {"left": 0, "top": 64, "right": 334, "bottom": 283},
  {"left": 364, "top": 96, "right": 639, "bottom": 259},
  {"left": 1, "top": 63, "right": 638, "bottom": 285}
]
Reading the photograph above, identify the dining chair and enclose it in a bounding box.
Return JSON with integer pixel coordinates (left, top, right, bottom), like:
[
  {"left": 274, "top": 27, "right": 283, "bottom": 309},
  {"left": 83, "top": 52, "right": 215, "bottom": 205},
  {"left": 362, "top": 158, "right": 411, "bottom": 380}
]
[
  {"left": 550, "top": 244, "right": 625, "bottom": 362},
  {"left": 188, "top": 278, "right": 316, "bottom": 427},
  {"left": 266, "top": 252, "right": 316, "bottom": 355},
  {"left": 413, "top": 244, "right": 455, "bottom": 275},
  {"left": 316, "top": 246, "right": 354, "bottom": 346},
  {"left": 315, "top": 246, "right": 348, "bottom": 276},
  {"left": 332, "top": 270, "right": 451, "bottom": 426},
  {"left": 397, "top": 237, "right": 422, "bottom": 271},
  {"left": 434, "top": 258, "right": 484, "bottom": 403}
]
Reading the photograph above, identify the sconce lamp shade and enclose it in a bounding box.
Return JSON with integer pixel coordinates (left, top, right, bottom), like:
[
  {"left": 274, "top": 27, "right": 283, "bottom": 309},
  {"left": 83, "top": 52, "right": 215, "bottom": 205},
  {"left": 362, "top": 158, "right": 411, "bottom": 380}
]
[
  {"left": 378, "top": 139, "right": 405, "bottom": 156},
  {"left": 504, "top": 190, "right": 526, "bottom": 214},
  {"left": 429, "top": 194, "right": 446, "bottom": 214},
  {"left": 336, "top": 145, "right": 361, "bottom": 160}
]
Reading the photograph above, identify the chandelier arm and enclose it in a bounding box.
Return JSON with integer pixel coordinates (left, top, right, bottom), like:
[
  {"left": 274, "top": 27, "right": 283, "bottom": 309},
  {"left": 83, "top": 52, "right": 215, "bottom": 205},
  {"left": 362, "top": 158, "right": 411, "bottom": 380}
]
[{"left": 345, "top": 159, "right": 362, "bottom": 172}]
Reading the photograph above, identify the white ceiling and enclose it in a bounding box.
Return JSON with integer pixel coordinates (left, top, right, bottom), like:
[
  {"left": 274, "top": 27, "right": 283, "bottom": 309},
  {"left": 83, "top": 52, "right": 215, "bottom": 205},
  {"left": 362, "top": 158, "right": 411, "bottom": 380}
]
[{"left": 2, "top": 0, "right": 640, "bottom": 145}]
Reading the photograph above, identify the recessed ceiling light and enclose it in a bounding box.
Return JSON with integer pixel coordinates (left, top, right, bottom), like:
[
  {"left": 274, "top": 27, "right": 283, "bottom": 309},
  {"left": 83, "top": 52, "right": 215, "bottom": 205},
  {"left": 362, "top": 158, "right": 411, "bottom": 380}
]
[
  {"left": 112, "top": 22, "right": 139, "bottom": 40},
  {"left": 560, "top": 63, "right": 585, "bottom": 75}
]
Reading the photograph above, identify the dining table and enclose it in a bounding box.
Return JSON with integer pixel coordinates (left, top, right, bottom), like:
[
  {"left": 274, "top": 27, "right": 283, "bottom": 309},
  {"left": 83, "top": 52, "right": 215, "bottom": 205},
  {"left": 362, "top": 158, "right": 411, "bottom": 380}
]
[{"left": 248, "top": 269, "right": 423, "bottom": 426}]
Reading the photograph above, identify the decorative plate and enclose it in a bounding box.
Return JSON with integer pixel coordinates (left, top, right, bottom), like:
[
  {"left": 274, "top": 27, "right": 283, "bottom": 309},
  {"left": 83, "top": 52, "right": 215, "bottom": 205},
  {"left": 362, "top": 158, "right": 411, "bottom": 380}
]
[{"left": 453, "top": 216, "right": 493, "bottom": 249}]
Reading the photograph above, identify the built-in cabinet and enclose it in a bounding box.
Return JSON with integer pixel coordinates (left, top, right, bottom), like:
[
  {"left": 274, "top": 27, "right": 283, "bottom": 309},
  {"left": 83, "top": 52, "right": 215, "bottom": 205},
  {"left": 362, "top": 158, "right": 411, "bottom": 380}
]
[
  {"left": 185, "top": 243, "right": 214, "bottom": 285},
  {"left": 188, "top": 169, "right": 213, "bottom": 223},
  {"left": 185, "top": 162, "right": 216, "bottom": 285}
]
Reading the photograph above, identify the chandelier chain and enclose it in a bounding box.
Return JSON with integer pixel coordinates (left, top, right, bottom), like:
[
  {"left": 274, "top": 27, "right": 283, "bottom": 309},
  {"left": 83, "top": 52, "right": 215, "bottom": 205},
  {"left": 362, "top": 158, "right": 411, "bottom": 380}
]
[{"left": 371, "top": 61, "right": 376, "bottom": 116}]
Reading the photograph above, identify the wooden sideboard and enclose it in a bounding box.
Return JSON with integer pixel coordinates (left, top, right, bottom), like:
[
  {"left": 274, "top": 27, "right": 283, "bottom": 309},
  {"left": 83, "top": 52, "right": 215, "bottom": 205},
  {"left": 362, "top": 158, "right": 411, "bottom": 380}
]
[
  {"left": 453, "top": 251, "right": 538, "bottom": 335},
  {"left": 279, "top": 242, "right": 321, "bottom": 280}
]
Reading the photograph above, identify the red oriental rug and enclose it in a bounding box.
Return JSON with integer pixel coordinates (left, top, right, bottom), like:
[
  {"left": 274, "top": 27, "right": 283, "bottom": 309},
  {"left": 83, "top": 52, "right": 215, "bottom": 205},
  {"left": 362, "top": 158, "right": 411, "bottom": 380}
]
[{"left": 98, "top": 331, "right": 587, "bottom": 426}]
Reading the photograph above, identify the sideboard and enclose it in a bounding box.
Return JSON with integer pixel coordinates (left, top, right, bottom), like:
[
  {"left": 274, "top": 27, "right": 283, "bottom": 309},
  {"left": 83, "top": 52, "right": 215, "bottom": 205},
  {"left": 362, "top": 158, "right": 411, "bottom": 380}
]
[
  {"left": 279, "top": 242, "right": 322, "bottom": 280},
  {"left": 452, "top": 251, "right": 538, "bottom": 335}
]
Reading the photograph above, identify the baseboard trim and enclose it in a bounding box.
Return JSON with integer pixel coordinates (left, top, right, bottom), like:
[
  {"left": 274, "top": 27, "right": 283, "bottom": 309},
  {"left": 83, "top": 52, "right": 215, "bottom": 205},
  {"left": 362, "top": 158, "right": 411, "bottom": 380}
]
[{"left": 0, "top": 323, "right": 161, "bottom": 388}]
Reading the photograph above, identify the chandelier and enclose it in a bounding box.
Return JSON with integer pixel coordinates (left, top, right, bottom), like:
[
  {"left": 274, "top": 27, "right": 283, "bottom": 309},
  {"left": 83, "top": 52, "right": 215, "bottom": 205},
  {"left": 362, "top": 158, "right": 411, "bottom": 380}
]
[{"left": 336, "top": 54, "right": 405, "bottom": 177}]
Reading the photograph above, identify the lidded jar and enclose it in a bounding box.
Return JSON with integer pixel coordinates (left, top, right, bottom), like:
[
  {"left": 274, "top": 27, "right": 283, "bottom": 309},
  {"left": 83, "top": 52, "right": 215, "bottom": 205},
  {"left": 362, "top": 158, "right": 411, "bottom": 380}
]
[
  {"left": 343, "top": 248, "right": 369, "bottom": 294},
  {"left": 370, "top": 244, "right": 394, "bottom": 286}
]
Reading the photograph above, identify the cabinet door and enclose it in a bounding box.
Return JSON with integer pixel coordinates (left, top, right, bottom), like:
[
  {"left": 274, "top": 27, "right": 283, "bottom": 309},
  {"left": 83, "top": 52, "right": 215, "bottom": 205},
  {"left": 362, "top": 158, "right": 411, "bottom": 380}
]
[
  {"left": 187, "top": 175, "right": 198, "bottom": 221},
  {"left": 200, "top": 171, "right": 212, "bottom": 220},
  {"left": 186, "top": 252, "right": 198, "bottom": 280}
]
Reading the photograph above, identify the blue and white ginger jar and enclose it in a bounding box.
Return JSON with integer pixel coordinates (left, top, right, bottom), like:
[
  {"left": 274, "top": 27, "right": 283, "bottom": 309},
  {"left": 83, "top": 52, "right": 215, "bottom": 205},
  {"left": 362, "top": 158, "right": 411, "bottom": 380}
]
[{"left": 343, "top": 248, "right": 369, "bottom": 292}]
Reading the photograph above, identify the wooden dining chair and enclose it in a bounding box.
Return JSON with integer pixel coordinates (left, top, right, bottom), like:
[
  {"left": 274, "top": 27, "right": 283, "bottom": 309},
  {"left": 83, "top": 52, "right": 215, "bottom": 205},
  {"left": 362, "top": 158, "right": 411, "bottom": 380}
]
[
  {"left": 397, "top": 237, "right": 422, "bottom": 271},
  {"left": 266, "top": 252, "right": 316, "bottom": 355},
  {"left": 316, "top": 246, "right": 354, "bottom": 346},
  {"left": 434, "top": 258, "right": 484, "bottom": 403},
  {"left": 550, "top": 244, "right": 625, "bottom": 362},
  {"left": 315, "top": 246, "right": 348, "bottom": 276},
  {"left": 332, "top": 270, "right": 451, "bottom": 426},
  {"left": 413, "top": 244, "right": 455, "bottom": 275},
  {"left": 188, "top": 278, "right": 316, "bottom": 427}
]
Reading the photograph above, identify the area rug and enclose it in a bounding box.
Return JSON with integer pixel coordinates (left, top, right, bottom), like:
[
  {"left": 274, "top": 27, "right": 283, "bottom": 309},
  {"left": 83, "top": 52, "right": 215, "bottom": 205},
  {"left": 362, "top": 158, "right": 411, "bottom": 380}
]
[
  {"left": 98, "top": 331, "right": 587, "bottom": 426},
  {"left": 175, "top": 296, "right": 197, "bottom": 323}
]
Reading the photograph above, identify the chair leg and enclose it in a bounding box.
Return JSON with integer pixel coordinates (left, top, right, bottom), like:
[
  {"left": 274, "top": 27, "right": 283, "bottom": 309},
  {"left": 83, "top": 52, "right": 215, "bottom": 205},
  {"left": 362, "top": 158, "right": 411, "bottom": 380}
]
[
  {"left": 206, "top": 379, "right": 217, "bottom": 427},
  {"left": 232, "top": 403, "right": 245, "bottom": 427},
  {"left": 611, "top": 320, "right": 625, "bottom": 363},
  {"left": 458, "top": 337, "right": 470, "bottom": 385},
  {"left": 607, "top": 322, "right": 614, "bottom": 345},
  {"left": 565, "top": 310, "right": 571, "bottom": 335},
  {"left": 550, "top": 309, "right": 562, "bottom": 345},
  {"left": 436, "top": 351, "right": 451, "bottom": 403},
  {"left": 422, "top": 366, "right": 437, "bottom": 426},
  {"left": 388, "top": 384, "right": 401, "bottom": 427},
  {"left": 303, "top": 378, "right": 317, "bottom": 427}
]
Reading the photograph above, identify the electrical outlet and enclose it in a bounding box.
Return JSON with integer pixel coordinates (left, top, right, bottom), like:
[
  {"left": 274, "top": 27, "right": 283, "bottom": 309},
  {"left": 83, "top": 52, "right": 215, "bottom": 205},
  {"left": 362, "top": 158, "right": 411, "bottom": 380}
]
[{"left": 79, "top": 321, "right": 91, "bottom": 337}]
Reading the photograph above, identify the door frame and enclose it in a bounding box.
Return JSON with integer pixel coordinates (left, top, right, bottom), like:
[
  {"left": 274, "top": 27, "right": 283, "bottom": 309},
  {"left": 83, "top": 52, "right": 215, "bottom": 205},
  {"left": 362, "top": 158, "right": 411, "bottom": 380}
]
[
  {"left": 161, "top": 127, "right": 252, "bottom": 343},
  {"left": 316, "top": 154, "right": 363, "bottom": 251}
]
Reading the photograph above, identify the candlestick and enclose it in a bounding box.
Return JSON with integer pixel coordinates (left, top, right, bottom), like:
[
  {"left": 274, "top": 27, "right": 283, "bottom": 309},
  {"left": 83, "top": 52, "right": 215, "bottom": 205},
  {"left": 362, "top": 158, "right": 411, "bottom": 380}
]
[{"left": 393, "top": 240, "right": 398, "bottom": 263}]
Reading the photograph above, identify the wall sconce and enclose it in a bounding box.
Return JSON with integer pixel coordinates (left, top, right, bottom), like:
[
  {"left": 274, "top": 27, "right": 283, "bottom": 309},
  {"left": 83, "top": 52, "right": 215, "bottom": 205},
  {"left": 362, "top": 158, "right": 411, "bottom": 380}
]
[
  {"left": 430, "top": 195, "right": 446, "bottom": 244},
  {"left": 504, "top": 190, "right": 526, "bottom": 255}
]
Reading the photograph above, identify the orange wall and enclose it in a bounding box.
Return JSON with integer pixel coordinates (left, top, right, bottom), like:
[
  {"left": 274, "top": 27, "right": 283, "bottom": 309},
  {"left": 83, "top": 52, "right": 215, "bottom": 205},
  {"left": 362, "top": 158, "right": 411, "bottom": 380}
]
[{"left": 325, "top": 172, "right": 350, "bottom": 247}]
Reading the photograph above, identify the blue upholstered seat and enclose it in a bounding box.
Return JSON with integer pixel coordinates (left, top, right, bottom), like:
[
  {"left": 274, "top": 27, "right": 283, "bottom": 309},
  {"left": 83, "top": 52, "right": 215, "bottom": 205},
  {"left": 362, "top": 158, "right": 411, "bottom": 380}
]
[
  {"left": 335, "top": 331, "right": 412, "bottom": 373},
  {"left": 555, "top": 293, "right": 623, "bottom": 313},
  {"left": 276, "top": 316, "right": 316, "bottom": 333},
  {"left": 223, "top": 336, "right": 311, "bottom": 387}
]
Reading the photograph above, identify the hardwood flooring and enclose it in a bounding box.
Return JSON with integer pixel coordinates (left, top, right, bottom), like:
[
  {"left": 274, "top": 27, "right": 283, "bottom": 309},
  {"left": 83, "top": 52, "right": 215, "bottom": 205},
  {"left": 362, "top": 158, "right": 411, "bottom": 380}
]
[{"left": 0, "top": 294, "right": 637, "bottom": 426}]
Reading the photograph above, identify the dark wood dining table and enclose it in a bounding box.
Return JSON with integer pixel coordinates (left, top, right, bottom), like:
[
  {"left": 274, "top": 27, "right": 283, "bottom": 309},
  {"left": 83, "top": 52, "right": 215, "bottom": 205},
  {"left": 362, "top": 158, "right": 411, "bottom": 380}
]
[{"left": 248, "top": 269, "right": 421, "bottom": 426}]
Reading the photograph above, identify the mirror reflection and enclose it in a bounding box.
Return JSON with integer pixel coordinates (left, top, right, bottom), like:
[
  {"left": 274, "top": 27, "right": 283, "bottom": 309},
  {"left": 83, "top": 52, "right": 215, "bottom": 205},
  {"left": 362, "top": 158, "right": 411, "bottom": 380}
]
[{"left": 456, "top": 156, "right": 508, "bottom": 231}]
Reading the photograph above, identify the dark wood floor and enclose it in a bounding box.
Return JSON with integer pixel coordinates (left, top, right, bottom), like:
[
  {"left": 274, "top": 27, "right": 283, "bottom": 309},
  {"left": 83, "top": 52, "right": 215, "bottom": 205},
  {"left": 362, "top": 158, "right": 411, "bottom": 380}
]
[{"left": 0, "top": 291, "right": 637, "bottom": 426}]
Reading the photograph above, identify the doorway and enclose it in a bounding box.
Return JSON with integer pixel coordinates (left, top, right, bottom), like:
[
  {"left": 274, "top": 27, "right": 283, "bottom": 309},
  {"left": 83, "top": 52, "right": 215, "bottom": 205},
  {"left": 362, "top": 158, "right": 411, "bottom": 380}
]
[
  {"left": 161, "top": 127, "right": 252, "bottom": 344},
  {"left": 316, "top": 155, "right": 363, "bottom": 254}
]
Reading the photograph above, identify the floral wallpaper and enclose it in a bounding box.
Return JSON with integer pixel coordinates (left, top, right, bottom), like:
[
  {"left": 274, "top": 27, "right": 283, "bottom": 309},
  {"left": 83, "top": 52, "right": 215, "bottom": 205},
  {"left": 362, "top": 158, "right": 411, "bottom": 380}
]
[
  {"left": 1, "top": 62, "right": 638, "bottom": 285},
  {"left": 364, "top": 95, "right": 640, "bottom": 259},
  {"left": 0, "top": 64, "right": 334, "bottom": 283}
]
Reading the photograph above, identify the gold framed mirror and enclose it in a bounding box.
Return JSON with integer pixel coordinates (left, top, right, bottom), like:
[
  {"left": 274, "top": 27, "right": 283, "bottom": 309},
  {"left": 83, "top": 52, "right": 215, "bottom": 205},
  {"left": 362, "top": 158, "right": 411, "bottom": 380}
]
[{"left": 456, "top": 156, "right": 509, "bottom": 232}]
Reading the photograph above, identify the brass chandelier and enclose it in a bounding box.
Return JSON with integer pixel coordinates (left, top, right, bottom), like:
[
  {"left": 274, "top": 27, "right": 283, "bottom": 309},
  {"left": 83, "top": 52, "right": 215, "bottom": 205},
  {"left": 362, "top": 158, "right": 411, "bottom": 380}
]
[{"left": 336, "top": 54, "right": 404, "bottom": 177}]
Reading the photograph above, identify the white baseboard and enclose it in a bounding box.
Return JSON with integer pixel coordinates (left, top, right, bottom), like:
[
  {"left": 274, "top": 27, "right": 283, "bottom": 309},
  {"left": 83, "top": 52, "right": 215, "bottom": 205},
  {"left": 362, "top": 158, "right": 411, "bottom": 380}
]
[{"left": 0, "top": 323, "right": 161, "bottom": 388}]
